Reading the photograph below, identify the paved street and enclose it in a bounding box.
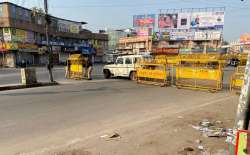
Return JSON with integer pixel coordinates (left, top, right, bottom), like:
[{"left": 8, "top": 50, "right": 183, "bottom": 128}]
[
  {"left": 0, "top": 64, "right": 104, "bottom": 85},
  {"left": 0, "top": 77, "right": 238, "bottom": 155}
]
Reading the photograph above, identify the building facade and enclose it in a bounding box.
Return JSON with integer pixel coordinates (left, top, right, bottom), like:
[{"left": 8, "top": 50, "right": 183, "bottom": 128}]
[
  {"left": 0, "top": 2, "right": 108, "bottom": 67},
  {"left": 107, "top": 29, "right": 128, "bottom": 53},
  {"left": 117, "top": 36, "right": 152, "bottom": 55}
]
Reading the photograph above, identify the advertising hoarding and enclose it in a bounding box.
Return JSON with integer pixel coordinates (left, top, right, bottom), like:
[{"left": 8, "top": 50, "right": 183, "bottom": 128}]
[
  {"left": 190, "top": 11, "right": 224, "bottom": 28},
  {"left": 137, "top": 28, "right": 152, "bottom": 36},
  {"left": 158, "top": 14, "right": 178, "bottom": 29},
  {"left": 194, "top": 31, "right": 221, "bottom": 40},
  {"left": 170, "top": 31, "right": 194, "bottom": 40},
  {"left": 58, "top": 20, "right": 81, "bottom": 34},
  {"left": 70, "top": 25, "right": 80, "bottom": 34},
  {"left": 240, "top": 34, "right": 250, "bottom": 43},
  {"left": 3, "top": 28, "right": 11, "bottom": 42},
  {"left": 158, "top": 11, "right": 224, "bottom": 29},
  {"left": 161, "top": 32, "right": 170, "bottom": 40},
  {"left": 133, "top": 14, "right": 156, "bottom": 27},
  {"left": 177, "top": 13, "right": 191, "bottom": 29}
]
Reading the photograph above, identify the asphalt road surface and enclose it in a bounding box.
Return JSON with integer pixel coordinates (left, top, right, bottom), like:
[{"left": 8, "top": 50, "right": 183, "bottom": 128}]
[
  {"left": 0, "top": 77, "right": 236, "bottom": 155},
  {"left": 0, "top": 64, "right": 104, "bottom": 85}
]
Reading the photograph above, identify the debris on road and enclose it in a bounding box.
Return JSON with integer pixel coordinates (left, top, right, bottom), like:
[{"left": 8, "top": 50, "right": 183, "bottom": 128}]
[
  {"left": 191, "top": 120, "right": 231, "bottom": 138},
  {"left": 100, "top": 133, "right": 121, "bottom": 141},
  {"left": 100, "top": 134, "right": 109, "bottom": 138},
  {"left": 109, "top": 133, "right": 121, "bottom": 139},
  {"left": 198, "top": 145, "right": 204, "bottom": 151},
  {"left": 178, "top": 146, "right": 194, "bottom": 154},
  {"left": 184, "top": 147, "right": 194, "bottom": 152}
]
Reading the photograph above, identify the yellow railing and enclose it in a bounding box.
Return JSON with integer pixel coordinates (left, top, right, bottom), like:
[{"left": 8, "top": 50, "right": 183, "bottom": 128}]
[
  {"left": 136, "top": 59, "right": 170, "bottom": 86},
  {"left": 175, "top": 59, "right": 224, "bottom": 92},
  {"left": 230, "top": 66, "right": 246, "bottom": 91}
]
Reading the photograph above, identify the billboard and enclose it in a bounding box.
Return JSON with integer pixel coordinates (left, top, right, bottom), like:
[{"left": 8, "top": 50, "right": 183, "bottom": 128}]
[
  {"left": 3, "top": 28, "right": 11, "bottom": 42},
  {"left": 194, "top": 31, "right": 221, "bottom": 40},
  {"left": 158, "top": 14, "right": 178, "bottom": 29},
  {"left": 133, "top": 14, "right": 156, "bottom": 27},
  {"left": 58, "top": 20, "right": 81, "bottom": 34},
  {"left": 177, "top": 13, "right": 191, "bottom": 29},
  {"left": 170, "top": 31, "right": 194, "bottom": 40},
  {"left": 240, "top": 34, "right": 250, "bottom": 43},
  {"left": 190, "top": 12, "right": 224, "bottom": 28},
  {"left": 158, "top": 11, "right": 224, "bottom": 29}
]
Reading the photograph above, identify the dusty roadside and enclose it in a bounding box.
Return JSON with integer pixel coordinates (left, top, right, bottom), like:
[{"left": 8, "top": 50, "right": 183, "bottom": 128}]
[{"left": 53, "top": 93, "right": 238, "bottom": 155}]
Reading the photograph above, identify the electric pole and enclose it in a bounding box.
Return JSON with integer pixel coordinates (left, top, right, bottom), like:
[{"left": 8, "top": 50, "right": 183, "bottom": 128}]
[
  {"left": 44, "top": 0, "right": 54, "bottom": 82},
  {"left": 233, "top": 0, "right": 249, "bottom": 131}
]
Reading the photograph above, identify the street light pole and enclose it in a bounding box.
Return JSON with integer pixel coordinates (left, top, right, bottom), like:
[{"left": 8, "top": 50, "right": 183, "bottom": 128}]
[{"left": 44, "top": 0, "right": 54, "bottom": 82}]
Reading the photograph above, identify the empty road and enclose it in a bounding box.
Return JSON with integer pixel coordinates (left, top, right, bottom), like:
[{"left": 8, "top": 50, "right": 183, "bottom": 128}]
[{"left": 0, "top": 78, "right": 236, "bottom": 155}]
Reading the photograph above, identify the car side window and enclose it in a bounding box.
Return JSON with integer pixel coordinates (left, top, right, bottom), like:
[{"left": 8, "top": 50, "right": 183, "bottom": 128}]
[
  {"left": 125, "top": 58, "right": 132, "bottom": 64},
  {"left": 116, "top": 58, "right": 124, "bottom": 64}
]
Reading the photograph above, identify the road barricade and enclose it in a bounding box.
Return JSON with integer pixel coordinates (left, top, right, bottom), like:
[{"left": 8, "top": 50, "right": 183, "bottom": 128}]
[
  {"left": 230, "top": 66, "right": 245, "bottom": 91},
  {"left": 136, "top": 59, "right": 170, "bottom": 86},
  {"left": 65, "top": 54, "right": 85, "bottom": 80},
  {"left": 175, "top": 58, "right": 224, "bottom": 92}
]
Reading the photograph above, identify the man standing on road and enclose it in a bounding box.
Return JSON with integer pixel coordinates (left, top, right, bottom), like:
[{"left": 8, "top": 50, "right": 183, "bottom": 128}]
[{"left": 86, "top": 55, "right": 93, "bottom": 80}]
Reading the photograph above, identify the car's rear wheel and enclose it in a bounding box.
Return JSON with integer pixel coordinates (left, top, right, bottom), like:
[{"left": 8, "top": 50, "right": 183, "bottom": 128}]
[
  {"left": 103, "top": 69, "right": 111, "bottom": 79},
  {"left": 129, "top": 71, "right": 136, "bottom": 81}
]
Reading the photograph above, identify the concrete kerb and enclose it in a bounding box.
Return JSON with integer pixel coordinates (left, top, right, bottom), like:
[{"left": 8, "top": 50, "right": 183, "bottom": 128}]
[{"left": 0, "top": 82, "right": 59, "bottom": 91}]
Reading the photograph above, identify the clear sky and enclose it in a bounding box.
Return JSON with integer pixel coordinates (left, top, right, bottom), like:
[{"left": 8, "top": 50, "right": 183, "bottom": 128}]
[{"left": 4, "top": 0, "right": 250, "bottom": 41}]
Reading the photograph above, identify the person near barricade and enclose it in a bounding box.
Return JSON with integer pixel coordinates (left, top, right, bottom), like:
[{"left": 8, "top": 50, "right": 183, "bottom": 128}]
[
  {"left": 20, "top": 60, "right": 27, "bottom": 68},
  {"left": 86, "top": 55, "right": 93, "bottom": 80}
]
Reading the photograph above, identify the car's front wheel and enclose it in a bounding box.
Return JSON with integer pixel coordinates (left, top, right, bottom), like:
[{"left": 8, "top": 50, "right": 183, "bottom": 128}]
[
  {"left": 129, "top": 71, "right": 137, "bottom": 81},
  {"left": 103, "top": 69, "right": 111, "bottom": 79}
]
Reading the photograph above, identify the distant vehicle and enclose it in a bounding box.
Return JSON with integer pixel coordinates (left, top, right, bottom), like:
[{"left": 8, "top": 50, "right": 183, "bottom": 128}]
[{"left": 103, "top": 55, "right": 143, "bottom": 80}]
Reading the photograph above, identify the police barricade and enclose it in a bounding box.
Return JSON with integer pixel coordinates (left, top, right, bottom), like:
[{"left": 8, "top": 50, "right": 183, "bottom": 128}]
[
  {"left": 175, "top": 59, "right": 224, "bottom": 92},
  {"left": 230, "top": 66, "right": 245, "bottom": 91},
  {"left": 65, "top": 54, "right": 86, "bottom": 80},
  {"left": 136, "top": 59, "right": 171, "bottom": 86}
]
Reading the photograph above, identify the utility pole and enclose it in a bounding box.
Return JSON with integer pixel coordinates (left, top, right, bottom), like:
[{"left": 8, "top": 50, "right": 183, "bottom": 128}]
[
  {"left": 44, "top": 0, "right": 54, "bottom": 82},
  {"left": 233, "top": 0, "right": 249, "bottom": 132},
  {"left": 233, "top": 52, "right": 250, "bottom": 131}
]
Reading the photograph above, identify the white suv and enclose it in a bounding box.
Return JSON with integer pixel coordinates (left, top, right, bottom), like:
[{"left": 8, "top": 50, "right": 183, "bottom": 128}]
[{"left": 103, "top": 55, "right": 142, "bottom": 80}]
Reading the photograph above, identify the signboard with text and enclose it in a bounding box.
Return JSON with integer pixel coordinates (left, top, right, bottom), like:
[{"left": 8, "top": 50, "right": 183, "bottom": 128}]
[
  {"left": 158, "top": 10, "right": 224, "bottom": 30},
  {"left": 194, "top": 31, "right": 221, "bottom": 40},
  {"left": 133, "top": 14, "right": 156, "bottom": 27},
  {"left": 170, "top": 31, "right": 194, "bottom": 40}
]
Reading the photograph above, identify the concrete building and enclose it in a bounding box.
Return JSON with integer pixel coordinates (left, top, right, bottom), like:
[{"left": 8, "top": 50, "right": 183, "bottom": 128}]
[
  {"left": 117, "top": 36, "right": 152, "bottom": 55},
  {"left": 0, "top": 2, "right": 108, "bottom": 67},
  {"left": 107, "top": 29, "right": 128, "bottom": 53}
]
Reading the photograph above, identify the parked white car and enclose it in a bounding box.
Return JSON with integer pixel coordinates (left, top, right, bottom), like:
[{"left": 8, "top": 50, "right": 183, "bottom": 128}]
[{"left": 103, "top": 55, "right": 142, "bottom": 80}]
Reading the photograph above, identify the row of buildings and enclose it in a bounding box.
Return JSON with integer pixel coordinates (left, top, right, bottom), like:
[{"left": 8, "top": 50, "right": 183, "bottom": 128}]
[
  {"left": 105, "top": 28, "right": 224, "bottom": 59},
  {"left": 0, "top": 2, "right": 108, "bottom": 67}
]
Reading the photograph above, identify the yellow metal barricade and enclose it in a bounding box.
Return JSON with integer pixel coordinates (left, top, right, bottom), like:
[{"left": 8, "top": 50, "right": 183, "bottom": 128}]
[
  {"left": 230, "top": 66, "right": 245, "bottom": 91},
  {"left": 65, "top": 54, "right": 86, "bottom": 80},
  {"left": 136, "top": 59, "right": 170, "bottom": 86},
  {"left": 175, "top": 59, "right": 224, "bottom": 92}
]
